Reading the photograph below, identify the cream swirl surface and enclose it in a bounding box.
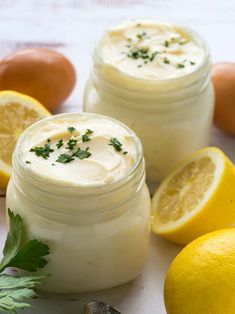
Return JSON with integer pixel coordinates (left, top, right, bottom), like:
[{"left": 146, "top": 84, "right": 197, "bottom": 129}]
[
  {"left": 20, "top": 114, "right": 137, "bottom": 186},
  {"left": 100, "top": 20, "right": 205, "bottom": 80}
]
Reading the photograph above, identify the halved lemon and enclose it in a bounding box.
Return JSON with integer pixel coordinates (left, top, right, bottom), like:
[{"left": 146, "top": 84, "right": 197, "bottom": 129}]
[
  {"left": 151, "top": 147, "right": 235, "bottom": 245},
  {"left": 0, "top": 90, "right": 50, "bottom": 190}
]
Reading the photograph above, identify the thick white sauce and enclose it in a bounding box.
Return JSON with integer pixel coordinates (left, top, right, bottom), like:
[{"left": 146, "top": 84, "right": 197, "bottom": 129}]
[
  {"left": 21, "top": 115, "right": 137, "bottom": 186},
  {"left": 101, "top": 20, "right": 205, "bottom": 80},
  {"left": 7, "top": 113, "right": 151, "bottom": 293}
]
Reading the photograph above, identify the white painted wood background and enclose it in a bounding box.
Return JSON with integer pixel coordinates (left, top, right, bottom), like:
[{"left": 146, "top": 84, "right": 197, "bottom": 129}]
[{"left": 0, "top": 0, "right": 235, "bottom": 313}]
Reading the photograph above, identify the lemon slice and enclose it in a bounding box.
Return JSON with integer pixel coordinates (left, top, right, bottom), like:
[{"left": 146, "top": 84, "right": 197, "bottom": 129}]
[
  {"left": 151, "top": 147, "right": 235, "bottom": 244},
  {"left": 0, "top": 90, "right": 50, "bottom": 190}
]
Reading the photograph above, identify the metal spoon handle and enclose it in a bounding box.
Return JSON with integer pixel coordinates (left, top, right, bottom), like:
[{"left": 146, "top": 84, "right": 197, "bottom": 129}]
[{"left": 82, "top": 300, "right": 122, "bottom": 314}]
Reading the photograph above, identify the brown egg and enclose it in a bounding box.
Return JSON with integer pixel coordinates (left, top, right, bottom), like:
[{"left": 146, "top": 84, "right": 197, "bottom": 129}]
[
  {"left": 0, "top": 48, "right": 76, "bottom": 112},
  {"left": 212, "top": 62, "right": 235, "bottom": 135}
]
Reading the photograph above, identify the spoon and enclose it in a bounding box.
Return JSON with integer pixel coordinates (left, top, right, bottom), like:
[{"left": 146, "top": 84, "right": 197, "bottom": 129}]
[{"left": 82, "top": 300, "right": 122, "bottom": 313}]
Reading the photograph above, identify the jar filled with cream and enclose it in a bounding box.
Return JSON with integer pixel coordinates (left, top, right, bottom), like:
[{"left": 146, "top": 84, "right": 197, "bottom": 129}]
[
  {"left": 6, "top": 113, "right": 151, "bottom": 293},
  {"left": 84, "top": 20, "right": 215, "bottom": 190}
]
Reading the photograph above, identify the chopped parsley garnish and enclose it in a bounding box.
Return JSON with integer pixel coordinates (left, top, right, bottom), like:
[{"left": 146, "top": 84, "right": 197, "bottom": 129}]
[
  {"left": 56, "top": 153, "right": 75, "bottom": 163},
  {"left": 66, "top": 138, "right": 78, "bottom": 150},
  {"left": 47, "top": 138, "right": 51, "bottom": 143},
  {"left": 73, "top": 147, "right": 91, "bottom": 159},
  {"left": 25, "top": 160, "right": 31, "bottom": 164},
  {"left": 177, "top": 63, "right": 185, "bottom": 69},
  {"left": 190, "top": 60, "right": 196, "bottom": 65},
  {"left": 136, "top": 31, "right": 147, "bottom": 40},
  {"left": 56, "top": 139, "right": 64, "bottom": 149},
  {"left": 127, "top": 48, "right": 159, "bottom": 65},
  {"left": 67, "top": 126, "right": 76, "bottom": 134},
  {"left": 109, "top": 138, "right": 123, "bottom": 152},
  {"left": 164, "top": 57, "right": 170, "bottom": 64},
  {"left": 82, "top": 129, "right": 94, "bottom": 142},
  {"left": 30, "top": 143, "right": 54, "bottom": 159},
  {"left": 164, "top": 40, "right": 170, "bottom": 48},
  {"left": 179, "top": 40, "right": 188, "bottom": 45},
  {"left": 109, "top": 138, "right": 128, "bottom": 154}
]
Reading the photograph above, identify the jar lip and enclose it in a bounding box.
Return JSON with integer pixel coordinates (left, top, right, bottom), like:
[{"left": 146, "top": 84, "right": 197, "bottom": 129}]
[
  {"left": 13, "top": 112, "right": 144, "bottom": 194},
  {"left": 93, "top": 19, "right": 210, "bottom": 88}
]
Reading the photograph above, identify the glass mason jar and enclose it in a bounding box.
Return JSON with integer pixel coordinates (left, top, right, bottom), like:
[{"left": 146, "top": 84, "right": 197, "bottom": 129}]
[
  {"left": 83, "top": 22, "right": 215, "bottom": 191},
  {"left": 6, "top": 113, "right": 151, "bottom": 294}
]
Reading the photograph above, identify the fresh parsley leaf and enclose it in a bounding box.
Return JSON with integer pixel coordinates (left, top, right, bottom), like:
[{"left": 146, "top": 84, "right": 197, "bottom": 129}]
[
  {"left": 30, "top": 143, "right": 54, "bottom": 159},
  {"left": 0, "top": 210, "right": 49, "bottom": 274},
  {"left": 56, "top": 139, "right": 64, "bottom": 149},
  {"left": 164, "top": 40, "right": 170, "bottom": 47},
  {"left": 82, "top": 129, "right": 94, "bottom": 142},
  {"left": 0, "top": 210, "right": 50, "bottom": 313},
  {"left": 0, "top": 275, "right": 47, "bottom": 313},
  {"left": 67, "top": 126, "right": 76, "bottom": 133},
  {"left": 25, "top": 161, "right": 31, "bottom": 164},
  {"left": 109, "top": 138, "right": 123, "bottom": 152},
  {"left": 66, "top": 138, "right": 78, "bottom": 150},
  {"left": 73, "top": 147, "right": 91, "bottom": 160},
  {"left": 5, "top": 240, "right": 49, "bottom": 272},
  {"left": 56, "top": 153, "right": 74, "bottom": 163},
  {"left": 177, "top": 63, "right": 185, "bottom": 69}
]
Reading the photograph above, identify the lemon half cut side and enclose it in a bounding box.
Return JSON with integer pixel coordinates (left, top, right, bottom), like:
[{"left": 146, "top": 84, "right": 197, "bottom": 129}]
[
  {"left": 0, "top": 90, "right": 50, "bottom": 190},
  {"left": 151, "top": 147, "right": 235, "bottom": 244}
]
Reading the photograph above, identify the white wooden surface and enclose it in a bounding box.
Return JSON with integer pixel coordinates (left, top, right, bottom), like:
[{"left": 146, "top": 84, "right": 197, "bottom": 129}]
[{"left": 0, "top": 0, "right": 235, "bottom": 313}]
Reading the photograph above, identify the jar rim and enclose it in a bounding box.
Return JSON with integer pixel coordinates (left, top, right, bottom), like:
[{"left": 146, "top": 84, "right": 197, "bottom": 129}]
[
  {"left": 93, "top": 19, "right": 210, "bottom": 90},
  {"left": 13, "top": 112, "right": 144, "bottom": 195}
]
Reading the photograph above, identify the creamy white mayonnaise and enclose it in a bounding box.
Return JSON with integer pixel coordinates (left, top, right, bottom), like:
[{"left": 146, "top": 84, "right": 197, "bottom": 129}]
[
  {"left": 84, "top": 20, "right": 214, "bottom": 189},
  {"left": 7, "top": 113, "right": 151, "bottom": 293},
  {"left": 22, "top": 115, "right": 137, "bottom": 186},
  {"left": 100, "top": 20, "right": 205, "bottom": 80}
]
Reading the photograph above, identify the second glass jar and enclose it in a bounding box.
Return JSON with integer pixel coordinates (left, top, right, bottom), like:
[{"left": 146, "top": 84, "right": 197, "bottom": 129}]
[{"left": 83, "top": 21, "right": 215, "bottom": 190}]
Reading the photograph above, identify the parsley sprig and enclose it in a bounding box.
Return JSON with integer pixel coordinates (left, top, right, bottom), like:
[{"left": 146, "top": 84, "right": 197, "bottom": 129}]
[
  {"left": 66, "top": 138, "right": 78, "bottom": 150},
  {"left": 109, "top": 138, "right": 128, "bottom": 155},
  {"left": 30, "top": 142, "right": 54, "bottom": 159},
  {"left": 56, "top": 154, "right": 75, "bottom": 163},
  {"left": 73, "top": 147, "right": 91, "bottom": 159},
  {"left": 56, "top": 139, "right": 64, "bottom": 149},
  {"left": 82, "top": 129, "right": 94, "bottom": 143},
  {"left": 0, "top": 209, "right": 50, "bottom": 313}
]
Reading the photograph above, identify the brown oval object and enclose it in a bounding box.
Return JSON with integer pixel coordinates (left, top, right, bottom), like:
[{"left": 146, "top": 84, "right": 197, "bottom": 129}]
[
  {"left": 0, "top": 48, "right": 76, "bottom": 112},
  {"left": 212, "top": 62, "right": 235, "bottom": 135}
]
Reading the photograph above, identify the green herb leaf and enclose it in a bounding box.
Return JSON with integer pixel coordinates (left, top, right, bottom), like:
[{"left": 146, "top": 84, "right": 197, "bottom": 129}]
[
  {"left": 0, "top": 275, "right": 47, "bottom": 313},
  {"left": 56, "top": 139, "right": 64, "bottom": 149},
  {"left": 177, "top": 63, "right": 185, "bottom": 69},
  {"left": 25, "top": 161, "right": 31, "bottom": 164},
  {"left": 109, "top": 138, "right": 123, "bottom": 152},
  {"left": 67, "top": 126, "right": 76, "bottom": 134},
  {"left": 163, "top": 57, "right": 170, "bottom": 64},
  {"left": 82, "top": 129, "right": 94, "bottom": 142},
  {"left": 5, "top": 240, "right": 49, "bottom": 272},
  {"left": 190, "top": 60, "right": 196, "bottom": 65},
  {"left": 0, "top": 210, "right": 50, "bottom": 313},
  {"left": 164, "top": 40, "right": 170, "bottom": 47},
  {"left": 66, "top": 138, "right": 78, "bottom": 150},
  {"left": 73, "top": 147, "right": 91, "bottom": 160},
  {"left": 56, "top": 154, "right": 74, "bottom": 163},
  {"left": 30, "top": 143, "right": 54, "bottom": 159},
  {"left": 0, "top": 210, "right": 49, "bottom": 274}
]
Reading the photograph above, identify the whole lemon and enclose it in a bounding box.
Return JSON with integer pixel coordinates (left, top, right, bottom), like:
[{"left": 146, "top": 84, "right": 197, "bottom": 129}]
[{"left": 164, "top": 229, "right": 235, "bottom": 314}]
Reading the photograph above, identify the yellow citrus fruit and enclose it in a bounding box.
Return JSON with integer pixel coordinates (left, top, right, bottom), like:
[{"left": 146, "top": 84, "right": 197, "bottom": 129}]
[
  {"left": 0, "top": 90, "right": 50, "bottom": 190},
  {"left": 151, "top": 147, "right": 235, "bottom": 244},
  {"left": 164, "top": 229, "right": 235, "bottom": 314}
]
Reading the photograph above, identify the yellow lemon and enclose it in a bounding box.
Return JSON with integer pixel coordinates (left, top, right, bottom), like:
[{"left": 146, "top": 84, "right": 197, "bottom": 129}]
[
  {"left": 164, "top": 229, "right": 235, "bottom": 314},
  {"left": 0, "top": 90, "right": 50, "bottom": 190},
  {"left": 151, "top": 147, "right": 235, "bottom": 244}
]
